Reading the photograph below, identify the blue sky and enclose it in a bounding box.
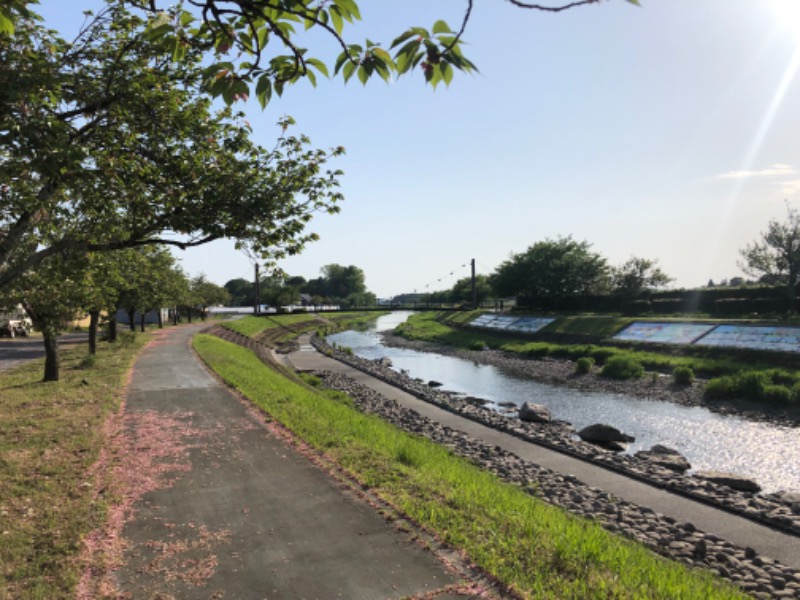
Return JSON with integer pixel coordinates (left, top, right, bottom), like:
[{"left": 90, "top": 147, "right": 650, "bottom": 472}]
[{"left": 38, "top": 1, "right": 800, "bottom": 298}]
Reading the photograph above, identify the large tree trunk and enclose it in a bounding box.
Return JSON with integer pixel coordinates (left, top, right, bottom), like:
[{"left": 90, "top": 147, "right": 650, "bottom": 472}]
[
  {"left": 127, "top": 308, "right": 136, "bottom": 332},
  {"left": 140, "top": 311, "right": 146, "bottom": 333},
  {"left": 88, "top": 310, "right": 99, "bottom": 355},
  {"left": 108, "top": 315, "right": 117, "bottom": 343},
  {"left": 42, "top": 331, "right": 59, "bottom": 382},
  {"left": 157, "top": 308, "right": 163, "bottom": 328}
]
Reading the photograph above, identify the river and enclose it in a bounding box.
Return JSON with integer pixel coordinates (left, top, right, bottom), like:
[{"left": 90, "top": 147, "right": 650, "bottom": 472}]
[{"left": 327, "top": 312, "right": 800, "bottom": 494}]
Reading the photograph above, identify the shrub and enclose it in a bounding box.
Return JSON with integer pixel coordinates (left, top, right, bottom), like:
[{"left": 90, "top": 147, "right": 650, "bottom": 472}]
[
  {"left": 737, "top": 371, "right": 769, "bottom": 399},
  {"left": 525, "top": 345, "right": 551, "bottom": 358},
  {"left": 792, "top": 382, "right": 800, "bottom": 403},
  {"left": 575, "top": 356, "right": 595, "bottom": 375},
  {"left": 600, "top": 356, "right": 644, "bottom": 380},
  {"left": 673, "top": 366, "right": 695, "bottom": 385},
  {"left": 470, "top": 340, "right": 487, "bottom": 351},
  {"left": 762, "top": 385, "right": 792, "bottom": 404},
  {"left": 588, "top": 347, "right": 617, "bottom": 365},
  {"left": 705, "top": 376, "right": 735, "bottom": 399}
]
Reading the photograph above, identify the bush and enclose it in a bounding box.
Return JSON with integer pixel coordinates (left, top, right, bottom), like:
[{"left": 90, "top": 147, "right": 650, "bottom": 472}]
[
  {"left": 792, "top": 382, "right": 800, "bottom": 403},
  {"left": 705, "top": 376, "right": 735, "bottom": 399},
  {"left": 738, "top": 371, "right": 769, "bottom": 398},
  {"left": 525, "top": 345, "right": 551, "bottom": 358},
  {"left": 575, "top": 356, "right": 595, "bottom": 375},
  {"left": 673, "top": 366, "right": 694, "bottom": 385},
  {"left": 600, "top": 356, "right": 644, "bottom": 380},
  {"left": 762, "top": 385, "right": 792, "bottom": 404},
  {"left": 470, "top": 340, "right": 487, "bottom": 351},
  {"left": 588, "top": 347, "right": 618, "bottom": 365}
]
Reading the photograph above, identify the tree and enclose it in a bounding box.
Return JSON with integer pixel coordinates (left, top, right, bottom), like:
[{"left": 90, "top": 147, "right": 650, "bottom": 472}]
[
  {"left": 303, "top": 264, "right": 372, "bottom": 307},
  {"left": 115, "top": 246, "right": 187, "bottom": 332},
  {"left": 450, "top": 275, "right": 493, "bottom": 306},
  {"left": 739, "top": 204, "right": 800, "bottom": 312},
  {"left": 2, "top": 1, "right": 639, "bottom": 108},
  {"left": 0, "top": 252, "right": 92, "bottom": 381},
  {"left": 224, "top": 277, "right": 255, "bottom": 307},
  {"left": 610, "top": 256, "right": 672, "bottom": 299},
  {"left": 490, "top": 236, "right": 609, "bottom": 308},
  {"left": 1, "top": 5, "right": 344, "bottom": 292},
  {"left": 189, "top": 274, "right": 230, "bottom": 319}
]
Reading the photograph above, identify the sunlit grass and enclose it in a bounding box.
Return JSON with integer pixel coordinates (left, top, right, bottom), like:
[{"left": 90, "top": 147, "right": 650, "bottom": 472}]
[
  {"left": 194, "top": 334, "right": 746, "bottom": 599},
  {"left": 0, "top": 333, "right": 149, "bottom": 598}
]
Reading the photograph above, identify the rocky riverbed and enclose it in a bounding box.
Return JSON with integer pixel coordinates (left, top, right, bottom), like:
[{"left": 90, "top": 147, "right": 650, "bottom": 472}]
[{"left": 212, "top": 326, "right": 800, "bottom": 596}]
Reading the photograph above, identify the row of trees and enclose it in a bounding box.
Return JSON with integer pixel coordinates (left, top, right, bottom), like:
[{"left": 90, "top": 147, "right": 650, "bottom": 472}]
[
  {"left": 421, "top": 205, "right": 800, "bottom": 312},
  {"left": 224, "top": 264, "right": 376, "bottom": 309},
  {"left": 420, "top": 237, "right": 671, "bottom": 308},
  {"left": 0, "top": 245, "right": 228, "bottom": 381}
]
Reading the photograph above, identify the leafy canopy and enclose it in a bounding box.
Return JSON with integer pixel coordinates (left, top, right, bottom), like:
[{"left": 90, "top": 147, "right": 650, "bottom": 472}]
[
  {"left": 0, "top": 3, "right": 344, "bottom": 290},
  {"left": 1, "top": 0, "right": 640, "bottom": 108}
]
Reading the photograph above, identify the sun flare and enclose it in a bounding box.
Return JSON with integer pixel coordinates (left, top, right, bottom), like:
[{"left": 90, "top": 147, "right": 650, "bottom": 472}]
[{"left": 769, "top": 0, "right": 800, "bottom": 38}]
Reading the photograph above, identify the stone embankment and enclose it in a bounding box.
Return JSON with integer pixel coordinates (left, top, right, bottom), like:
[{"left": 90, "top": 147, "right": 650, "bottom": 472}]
[{"left": 307, "top": 338, "right": 800, "bottom": 598}]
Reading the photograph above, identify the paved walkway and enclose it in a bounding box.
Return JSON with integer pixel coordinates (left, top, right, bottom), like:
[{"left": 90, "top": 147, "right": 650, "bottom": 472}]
[
  {"left": 116, "top": 324, "right": 486, "bottom": 599},
  {"left": 286, "top": 334, "right": 800, "bottom": 571}
]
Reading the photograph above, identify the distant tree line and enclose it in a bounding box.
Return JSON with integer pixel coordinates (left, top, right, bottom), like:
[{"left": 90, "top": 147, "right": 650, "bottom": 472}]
[
  {"left": 417, "top": 205, "right": 800, "bottom": 315},
  {"left": 224, "top": 264, "right": 376, "bottom": 310}
]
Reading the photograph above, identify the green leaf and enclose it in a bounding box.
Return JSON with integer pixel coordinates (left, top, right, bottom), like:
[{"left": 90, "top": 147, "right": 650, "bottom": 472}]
[
  {"left": 179, "top": 11, "right": 195, "bottom": 27},
  {"left": 306, "top": 58, "right": 330, "bottom": 78},
  {"left": 371, "top": 47, "right": 393, "bottom": 66},
  {"left": 390, "top": 30, "right": 417, "bottom": 49},
  {"left": 306, "top": 69, "right": 317, "bottom": 87},
  {"left": 342, "top": 61, "right": 356, "bottom": 83},
  {"left": 255, "top": 75, "right": 272, "bottom": 109},
  {"left": 329, "top": 6, "right": 344, "bottom": 35},
  {"left": 441, "top": 62, "right": 454, "bottom": 87},
  {"left": 432, "top": 20, "right": 452, "bottom": 35},
  {"left": 0, "top": 9, "right": 14, "bottom": 37},
  {"left": 357, "top": 64, "right": 368, "bottom": 85}
]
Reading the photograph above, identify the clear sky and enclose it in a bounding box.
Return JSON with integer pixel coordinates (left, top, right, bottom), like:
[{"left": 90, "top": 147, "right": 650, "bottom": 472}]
[{"left": 37, "top": 1, "right": 800, "bottom": 298}]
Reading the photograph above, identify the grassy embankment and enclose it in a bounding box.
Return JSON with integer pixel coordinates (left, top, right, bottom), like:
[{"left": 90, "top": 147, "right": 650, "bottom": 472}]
[
  {"left": 220, "top": 311, "right": 384, "bottom": 339},
  {"left": 395, "top": 311, "right": 800, "bottom": 404},
  {"left": 193, "top": 331, "right": 745, "bottom": 599},
  {"left": 0, "top": 332, "right": 149, "bottom": 599}
]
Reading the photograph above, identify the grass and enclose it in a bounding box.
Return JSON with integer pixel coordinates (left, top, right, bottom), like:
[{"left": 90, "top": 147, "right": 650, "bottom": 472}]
[
  {"left": 193, "top": 334, "right": 746, "bottom": 599},
  {"left": 221, "top": 311, "right": 386, "bottom": 341},
  {"left": 0, "top": 333, "right": 149, "bottom": 599},
  {"left": 220, "top": 313, "right": 320, "bottom": 337}
]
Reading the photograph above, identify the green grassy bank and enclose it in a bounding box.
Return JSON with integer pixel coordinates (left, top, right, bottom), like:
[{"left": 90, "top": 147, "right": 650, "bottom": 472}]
[
  {"left": 0, "top": 333, "right": 149, "bottom": 599},
  {"left": 194, "top": 333, "right": 745, "bottom": 599}
]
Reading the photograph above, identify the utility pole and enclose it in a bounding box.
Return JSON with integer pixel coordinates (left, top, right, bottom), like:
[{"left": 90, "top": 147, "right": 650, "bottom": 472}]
[
  {"left": 471, "top": 258, "right": 477, "bottom": 310},
  {"left": 254, "top": 263, "right": 261, "bottom": 315}
]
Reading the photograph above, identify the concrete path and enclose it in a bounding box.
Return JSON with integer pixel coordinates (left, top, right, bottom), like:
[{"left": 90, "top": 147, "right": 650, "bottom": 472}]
[
  {"left": 116, "top": 324, "right": 484, "bottom": 599},
  {"left": 286, "top": 335, "right": 800, "bottom": 571}
]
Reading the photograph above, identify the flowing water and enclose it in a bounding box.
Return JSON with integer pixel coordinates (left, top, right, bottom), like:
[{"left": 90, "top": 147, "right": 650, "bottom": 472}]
[{"left": 328, "top": 312, "right": 800, "bottom": 493}]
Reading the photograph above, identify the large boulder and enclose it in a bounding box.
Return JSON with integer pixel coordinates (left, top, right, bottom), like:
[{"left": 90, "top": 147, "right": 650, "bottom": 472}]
[
  {"left": 693, "top": 471, "right": 762, "bottom": 494},
  {"left": 578, "top": 423, "right": 635, "bottom": 444},
  {"left": 577, "top": 423, "right": 635, "bottom": 452},
  {"left": 518, "top": 402, "right": 552, "bottom": 424},
  {"left": 635, "top": 445, "right": 691, "bottom": 473}
]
